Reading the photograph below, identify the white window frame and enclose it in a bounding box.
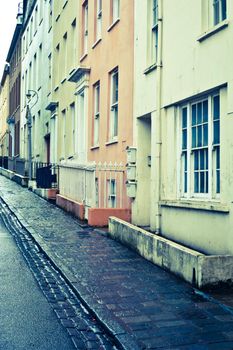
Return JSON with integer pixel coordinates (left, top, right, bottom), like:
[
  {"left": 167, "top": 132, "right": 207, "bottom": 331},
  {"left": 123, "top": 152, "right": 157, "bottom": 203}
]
[
  {"left": 93, "top": 82, "right": 100, "bottom": 146},
  {"left": 109, "top": 68, "right": 118, "bottom": 140},
  {"left": 96, "top": 0, "right": 102, "bottom": 40},
  {"left": 179, "top": 93, "right": 220, "bottom": 200}
]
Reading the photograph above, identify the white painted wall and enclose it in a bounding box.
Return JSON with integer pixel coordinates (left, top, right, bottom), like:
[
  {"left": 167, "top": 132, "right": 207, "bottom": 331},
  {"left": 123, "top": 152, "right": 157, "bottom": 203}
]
[{"left": 21, "top": 0, "right": 51, "bottom": 162}]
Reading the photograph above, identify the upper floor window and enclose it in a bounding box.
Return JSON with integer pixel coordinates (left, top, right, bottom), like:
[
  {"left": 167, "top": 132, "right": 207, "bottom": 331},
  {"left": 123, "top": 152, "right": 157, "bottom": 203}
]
[
  {"left": 111, "top": 0, "right": 120, "bottom": 23},
  {"left": 83, "top": 2, "right": 88, "bottom": 54},
  {"left": 93, "top": 82, "right": 100, "bottom": 146},
  {"left": 95, "top": 0, "right": 102, "bottom": 41},
  {"left": 180, "top": 93, "right": 220, "bottom": 199},
  {"left": 213, "top": 0, "right": 226, "bottom": 25},
  {"left": 109, "top": 68, "right": 118, "bottom": 140},
  {"left": 152, "top": 0, "right": 158, "bottom": 63}
]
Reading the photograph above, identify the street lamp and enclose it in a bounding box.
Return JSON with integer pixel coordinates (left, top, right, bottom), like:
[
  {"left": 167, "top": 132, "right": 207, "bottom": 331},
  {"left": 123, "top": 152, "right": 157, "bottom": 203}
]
[{"left": 26, "top": 89, "right": 38, "bottom": 181}]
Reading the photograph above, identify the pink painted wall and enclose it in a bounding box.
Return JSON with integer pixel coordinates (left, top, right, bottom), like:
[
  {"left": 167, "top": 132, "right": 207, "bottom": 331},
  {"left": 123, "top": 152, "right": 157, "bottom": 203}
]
[{"left": 79, "top": 0, "right": 134, "bottom": 210}]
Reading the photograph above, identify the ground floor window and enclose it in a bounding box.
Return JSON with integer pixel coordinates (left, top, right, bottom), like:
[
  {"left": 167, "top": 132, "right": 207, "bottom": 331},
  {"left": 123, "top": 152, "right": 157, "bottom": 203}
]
[{"left": 180, "top": 93, "right": 220, "bottom": 198}]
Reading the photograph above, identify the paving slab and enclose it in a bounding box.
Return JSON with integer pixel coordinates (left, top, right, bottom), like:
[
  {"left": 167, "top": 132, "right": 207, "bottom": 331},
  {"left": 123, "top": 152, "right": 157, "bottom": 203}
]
[{"left": 1, "top": 175, "right": 233, "bottom": 349}]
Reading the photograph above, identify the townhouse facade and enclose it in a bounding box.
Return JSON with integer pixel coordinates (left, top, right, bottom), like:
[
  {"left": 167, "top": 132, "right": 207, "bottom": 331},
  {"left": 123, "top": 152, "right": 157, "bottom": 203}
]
[
  {"left": 7, "top": 17, "right": 23, "bottom": 171},
  {"left": 0, "top": 65, "right": 10, "bottom": 163},
  {"left": 129, "top": 0, "right": 233, "bottom": 255},
  {"left": 56, "top": 0, "right": 134, "bottom": 225},
  {"left": 21, "top": 0, "right": 52, "bottom": 168}
]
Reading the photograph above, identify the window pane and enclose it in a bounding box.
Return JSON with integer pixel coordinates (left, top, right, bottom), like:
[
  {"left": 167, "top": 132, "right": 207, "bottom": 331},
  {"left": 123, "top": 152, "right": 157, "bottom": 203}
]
[
  {"left": 192, "top": 104, "right": 196, "bottom": 125},
  {"left": 200, "top": 172, "right": 205, "bottom": 193},
  {"left": 214, "top": 0, "right": 220, "bottom": 25},
  {"left": 184, "top": 152, "right": 187, "bottom": 171},
  {"left": 194, "top": 172, "right": 199, "bottom": 193},
  {"left": 205, "top": 150, "right": 208, "bottom": 170},
  {"left": 194, "top": 152, "right": 199, "bottom": 170},
  {"left": 200, "top": 149, "right": 204, "bottom": 170},
  {"left": 197, "top": 125, "right": 202, "bottom": 147},
  {"left": 216, "top": 146, "right": 220, "bottom": 169},
  {"left": 182, "top": 129, "right": 187, "bottom": 150},
  {"left": 182, "top": 108, "right": 187, "bottom": 128},
  {"left": 197, "top": 102, "right": 202, "bottom": 124},
  {"left": 203, "top": 124, "right": 208, "bottom": 146},
  {"left": 206, "top": 172, "right": 209, "bottom": 193},
  {"left": 213, "top": 120, "right": 220, "bottom": 144},
  {"left": 213, "top": 95, "right": 220, "bottom": 120},
  {"left": 221, "top": 0, "right": 226, "bottom": 20},
  {"left": 203, "top": 100, "right": 208, "bottom": 122},
  {"left": 216, "top": 170, "right": 220, "bottom": 193},
  {"left": 192, "top": 127, "right": 196, "bottom": 148}
]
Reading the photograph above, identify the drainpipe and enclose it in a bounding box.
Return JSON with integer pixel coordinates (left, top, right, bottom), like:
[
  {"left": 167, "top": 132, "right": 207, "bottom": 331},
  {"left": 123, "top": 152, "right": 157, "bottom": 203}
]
[{"left": 152, "top": 0, "right": 163, "bottom": 234}]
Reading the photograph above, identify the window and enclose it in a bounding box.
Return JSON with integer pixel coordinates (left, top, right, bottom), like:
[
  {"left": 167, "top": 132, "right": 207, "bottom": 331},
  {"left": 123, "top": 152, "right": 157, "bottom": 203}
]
[
  {"left": 83, "top": 2, "right": 88, "bottom": 54},
  {"left": 93, "top": 82, "right": 100, "bottom": 145},
  {"left": 151, "top": 0, "right": 158, "bottom": 63},
  {"left": 95, "top": 0, "right": 102, "bottom": 40},
  {"left": 71, "top": 19, "right": 77, "bottom": 69},
  {"left": 111, "top": 0, "right": 120, "bottom": 23},
  {"left": 213, "top": 0, "right": 226, "bottom": 25},
  {"left": 180, "top": 94, "right": 220, "bottom": 198},
  {"left": 61, "top": 109, "right": 66, "bottom": 158},
  {"left": 49, "top": 0, "right": 53, "bottom": 30},
  {"left": 109, "top": 68, "right": 118, "bottom": 140},
  {"left": 63, "top": 32, "right": 68, "bottom": 77},
  {"left": 108, "top": 179, "right": 116, "bottom": 208},
  {"left": 70, "top": 103, "right": 76, "bottom": 154}
]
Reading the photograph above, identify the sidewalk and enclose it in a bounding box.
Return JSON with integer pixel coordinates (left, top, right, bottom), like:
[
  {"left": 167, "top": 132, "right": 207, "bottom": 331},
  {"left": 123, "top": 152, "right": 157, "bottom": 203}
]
[{"left": 1, "top": 175, "right": 233, "bottom": 349}]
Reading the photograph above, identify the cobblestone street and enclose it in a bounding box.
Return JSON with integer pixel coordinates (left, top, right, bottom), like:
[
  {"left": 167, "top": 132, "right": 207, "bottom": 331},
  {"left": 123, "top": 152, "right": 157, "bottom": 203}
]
[{"left": 1, "top": 175, "right": 233, "bottom": 349}]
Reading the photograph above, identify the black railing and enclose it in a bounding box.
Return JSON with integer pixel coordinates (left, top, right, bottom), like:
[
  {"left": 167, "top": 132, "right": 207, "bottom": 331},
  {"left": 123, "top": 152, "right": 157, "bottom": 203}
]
[
  {"left": 34, "top": 162, "right": 58, "bottom": 189},
  {"left": 0, "top": 156, "right": 8, "bottom": 169}
]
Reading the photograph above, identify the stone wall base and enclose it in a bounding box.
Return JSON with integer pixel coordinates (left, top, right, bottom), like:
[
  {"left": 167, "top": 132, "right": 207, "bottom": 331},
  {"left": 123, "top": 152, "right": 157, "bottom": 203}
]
[{"left": 109, "top": 217, "right": 233, "bottom": 288}]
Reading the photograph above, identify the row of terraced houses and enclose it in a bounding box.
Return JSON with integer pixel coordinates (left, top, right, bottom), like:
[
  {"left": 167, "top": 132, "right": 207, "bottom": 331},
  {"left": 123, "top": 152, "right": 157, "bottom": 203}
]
[{"left": 0, "top": 0, "right": 232, "bottom": 257}]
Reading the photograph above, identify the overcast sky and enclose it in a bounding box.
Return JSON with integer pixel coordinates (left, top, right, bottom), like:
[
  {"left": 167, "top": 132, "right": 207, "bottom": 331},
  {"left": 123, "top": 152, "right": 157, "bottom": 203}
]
[{"left": 0, "top": 1, "right": 20, "bottom": 79}]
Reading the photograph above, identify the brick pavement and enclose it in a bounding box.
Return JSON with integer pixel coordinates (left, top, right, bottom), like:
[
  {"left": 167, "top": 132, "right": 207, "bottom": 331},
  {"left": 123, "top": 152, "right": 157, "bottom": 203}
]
[{"left": 1, "top": 175, "right": 233, "bottom": 349}]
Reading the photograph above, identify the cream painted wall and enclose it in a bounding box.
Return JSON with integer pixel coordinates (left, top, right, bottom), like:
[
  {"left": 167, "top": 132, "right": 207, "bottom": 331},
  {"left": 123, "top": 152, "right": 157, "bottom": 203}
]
[
  {"left": 160, "top": 0, "right": 233, "bottom": 254},
  {"left": 132, "top": 0, "right": 157, "bottom": 226},
  {"left": 51, "top": 0, "right": 79, "bottom": 163}
]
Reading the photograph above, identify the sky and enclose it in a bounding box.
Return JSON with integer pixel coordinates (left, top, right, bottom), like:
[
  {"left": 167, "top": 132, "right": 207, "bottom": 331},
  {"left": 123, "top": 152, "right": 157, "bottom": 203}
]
[{"left": 0, "top": 1, "right": 20, "bottom": 79}]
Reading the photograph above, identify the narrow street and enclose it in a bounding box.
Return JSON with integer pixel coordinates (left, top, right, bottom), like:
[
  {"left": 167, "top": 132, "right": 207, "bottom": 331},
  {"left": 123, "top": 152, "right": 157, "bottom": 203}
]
[
  {"left": 0, "top": 194, "right": 117, "bottom": 349},
  {"left": 0, "top": 217, "right": 74, "bottom": 349}
]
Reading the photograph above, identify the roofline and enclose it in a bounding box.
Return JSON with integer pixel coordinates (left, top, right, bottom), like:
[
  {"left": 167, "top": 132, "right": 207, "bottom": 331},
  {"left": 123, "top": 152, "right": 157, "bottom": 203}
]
[
  {"left": 0, "top": 64, "right": 10, "bottom": 87},
  {"left": 6, "top": 23, "right": 22, "bottom": 63}
]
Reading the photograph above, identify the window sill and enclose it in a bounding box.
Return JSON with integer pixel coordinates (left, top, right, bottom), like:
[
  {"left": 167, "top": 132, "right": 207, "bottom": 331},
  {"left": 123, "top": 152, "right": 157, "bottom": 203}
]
[
  {"left": 144, "top": 63, "right": 157, "bottom": 75},
  {"left": 92, "top": 38, "right": 102, "bottom": 49},
  {"left": 56, "top": 14, "right": 60, "bottom": 22},
  {"left": 80, "top": 53, "right": 88, "bottom": 62},
  {"left": 160, "top": 199, "right": 229, "bottom": 213},
  {"left": 61, "top": 77, "right": 66, "bottom": 84},
  {"left": 54, "top": 85, "right": 59, "bottom": 92},
  {"left": 197, "top": 19, "right": 229, "bottom": 42},
  {"left": 106, "top": 140, "right": 118, "bottom": 146},
  {"left": 90, "top": 145, "right": 100, "bottom": 150},
  {"left": 37, "top": 86, "right": 41, "bottom": 92},
  {"left": 107, "top": 18, "right": 120, "bottom": 32}
]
